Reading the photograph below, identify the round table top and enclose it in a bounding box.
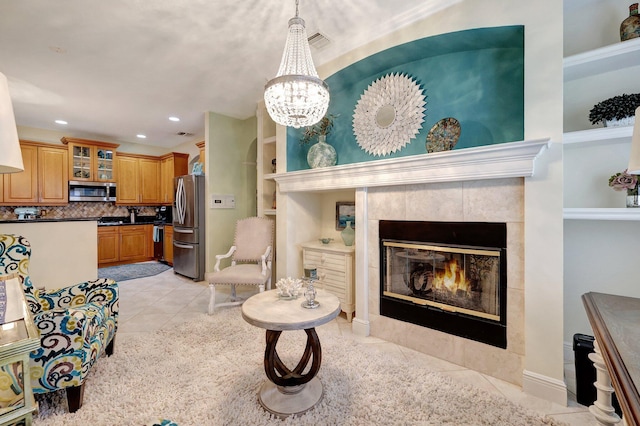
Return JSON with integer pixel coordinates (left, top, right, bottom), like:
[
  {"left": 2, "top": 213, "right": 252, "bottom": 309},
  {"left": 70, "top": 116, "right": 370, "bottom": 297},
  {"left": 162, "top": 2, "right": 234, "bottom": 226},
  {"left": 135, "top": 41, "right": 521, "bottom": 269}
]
[{"left": 242, "top": 289, "right": 341, "bottom": 331}]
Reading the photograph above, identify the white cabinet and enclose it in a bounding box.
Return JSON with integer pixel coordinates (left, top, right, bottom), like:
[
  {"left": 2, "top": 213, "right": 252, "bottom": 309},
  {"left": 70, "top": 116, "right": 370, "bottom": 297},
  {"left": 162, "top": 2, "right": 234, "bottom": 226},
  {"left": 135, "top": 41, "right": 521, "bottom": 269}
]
[{"left": 301, "top": 241, "right": 355, "bottom": 322}]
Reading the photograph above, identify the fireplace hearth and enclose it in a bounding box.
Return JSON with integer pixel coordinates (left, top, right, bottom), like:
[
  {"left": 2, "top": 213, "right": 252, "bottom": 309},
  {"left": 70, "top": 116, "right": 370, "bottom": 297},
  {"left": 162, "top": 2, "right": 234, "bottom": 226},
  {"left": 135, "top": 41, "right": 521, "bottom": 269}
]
[{"left": 379, "top": 220, "right": 507, "bottom": 348}]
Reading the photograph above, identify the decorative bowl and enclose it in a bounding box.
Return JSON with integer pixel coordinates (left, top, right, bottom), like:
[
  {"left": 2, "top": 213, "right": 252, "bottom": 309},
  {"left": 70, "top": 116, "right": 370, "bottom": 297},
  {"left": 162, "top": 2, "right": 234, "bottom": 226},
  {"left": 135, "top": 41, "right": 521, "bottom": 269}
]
[
  {"left": 275, "top": 277, "right": 303, "bottom": 299},
  {"left": 319, "top": 238, "right": 333, "bottom": 244}
]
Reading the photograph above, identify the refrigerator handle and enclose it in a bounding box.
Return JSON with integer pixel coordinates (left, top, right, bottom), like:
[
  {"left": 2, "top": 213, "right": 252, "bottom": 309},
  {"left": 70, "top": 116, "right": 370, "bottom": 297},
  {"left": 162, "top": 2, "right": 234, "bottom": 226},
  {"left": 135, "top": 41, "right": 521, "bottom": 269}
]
[
  {"left": 176, "top": 178, "right": 186, "bottom": 224},
  {"left": 174, "top": 228, "right": 194, "bottom": 234},
  {"left": 174, "top": 242, "right": 195, "bottom": 249}
]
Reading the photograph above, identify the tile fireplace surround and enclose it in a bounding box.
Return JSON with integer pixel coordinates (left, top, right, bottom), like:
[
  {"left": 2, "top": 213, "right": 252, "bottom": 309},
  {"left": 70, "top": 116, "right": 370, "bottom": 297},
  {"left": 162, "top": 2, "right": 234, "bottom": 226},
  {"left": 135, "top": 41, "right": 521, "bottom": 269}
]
[{"left": 276, "top": 138, "right": 550, "bottom": 387}]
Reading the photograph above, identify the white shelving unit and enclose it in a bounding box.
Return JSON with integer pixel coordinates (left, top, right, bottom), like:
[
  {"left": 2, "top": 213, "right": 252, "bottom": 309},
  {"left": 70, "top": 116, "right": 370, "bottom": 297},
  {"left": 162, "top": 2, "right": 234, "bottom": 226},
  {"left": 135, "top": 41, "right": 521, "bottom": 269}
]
[
  {"left": 563, "top": 37, "right": 640, "bottom": 220},
  {"left": 257, "top": 102, "right": 277, "bottom": 218}
]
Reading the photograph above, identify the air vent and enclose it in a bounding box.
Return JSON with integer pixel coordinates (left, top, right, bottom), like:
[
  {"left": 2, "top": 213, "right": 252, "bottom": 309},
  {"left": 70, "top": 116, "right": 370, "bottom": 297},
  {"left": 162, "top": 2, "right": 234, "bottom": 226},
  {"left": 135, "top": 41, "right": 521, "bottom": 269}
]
[
  {"left": 308, "top": 31, "right": 331, "bottom": 50},
  {"left": 176, "top": 132, "right": 194, "bottom": 136}
]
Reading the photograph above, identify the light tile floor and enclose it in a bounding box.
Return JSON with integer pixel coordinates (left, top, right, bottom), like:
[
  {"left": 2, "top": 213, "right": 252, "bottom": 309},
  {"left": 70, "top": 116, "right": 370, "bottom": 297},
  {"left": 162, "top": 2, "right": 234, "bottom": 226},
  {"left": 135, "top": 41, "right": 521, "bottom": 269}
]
[{"left": 118, "top": 267, "right": 598, "bottom": 425}]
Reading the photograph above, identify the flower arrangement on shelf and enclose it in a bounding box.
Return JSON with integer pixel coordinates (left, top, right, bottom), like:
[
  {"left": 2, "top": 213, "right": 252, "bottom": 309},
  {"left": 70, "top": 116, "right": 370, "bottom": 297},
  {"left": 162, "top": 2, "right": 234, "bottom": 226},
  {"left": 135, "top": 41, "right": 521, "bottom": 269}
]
[
  {"left": 300, "top": 113, "right": 338, "bottom": 145},
  {"left": 589, "top": 93, "right": 640, "bottom": 127},
  {"left": 609, "top": 169, "right": 638, "bottom": 194}
]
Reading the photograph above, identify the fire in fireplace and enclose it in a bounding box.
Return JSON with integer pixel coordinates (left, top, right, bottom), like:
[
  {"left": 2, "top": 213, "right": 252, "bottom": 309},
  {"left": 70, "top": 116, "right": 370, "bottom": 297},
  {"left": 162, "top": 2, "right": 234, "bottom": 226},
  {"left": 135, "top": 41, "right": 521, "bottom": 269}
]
[{"left": 379, "top": 221, "right": 507, "bottom": 348}]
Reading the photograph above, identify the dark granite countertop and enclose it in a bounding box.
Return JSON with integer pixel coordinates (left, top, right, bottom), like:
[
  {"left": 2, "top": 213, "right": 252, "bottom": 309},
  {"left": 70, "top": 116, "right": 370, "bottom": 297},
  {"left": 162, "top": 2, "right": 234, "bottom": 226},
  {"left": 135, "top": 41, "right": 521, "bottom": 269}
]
[{"left": 0, "top": 217, "right": 100, "bottom": 224}]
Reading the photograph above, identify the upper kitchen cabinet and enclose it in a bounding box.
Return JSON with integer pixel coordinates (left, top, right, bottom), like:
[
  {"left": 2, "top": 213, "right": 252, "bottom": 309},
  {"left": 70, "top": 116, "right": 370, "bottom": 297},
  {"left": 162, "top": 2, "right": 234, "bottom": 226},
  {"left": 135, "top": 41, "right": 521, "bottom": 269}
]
[
  {"left": 160, "top": 152, "right": 189, "bottom": 205},
  {"left": 61, "top": 137, "right": 119, "bottom": 183},
  {"left": 2, "top": 141, "right": 68, "bottom": 206},
  {"left": 196, "top": 141, "right": 205, "bottom": 173},
  {"left": 116, "top": 153, "right": 161, "bottom": 205}
]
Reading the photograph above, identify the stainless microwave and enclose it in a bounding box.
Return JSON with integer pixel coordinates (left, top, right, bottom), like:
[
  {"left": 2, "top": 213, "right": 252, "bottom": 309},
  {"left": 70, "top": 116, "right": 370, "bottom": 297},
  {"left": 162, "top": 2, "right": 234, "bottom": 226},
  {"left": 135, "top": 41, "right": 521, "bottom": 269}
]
[{"left": 69, "top": 181, "right": 117, "bottom": 202}]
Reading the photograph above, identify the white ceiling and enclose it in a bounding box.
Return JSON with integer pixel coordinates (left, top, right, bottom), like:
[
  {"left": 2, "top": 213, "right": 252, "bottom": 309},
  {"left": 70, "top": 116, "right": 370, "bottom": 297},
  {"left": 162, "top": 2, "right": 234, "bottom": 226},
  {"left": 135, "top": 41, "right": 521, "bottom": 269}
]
[{"left": 1, "top": 0, "right": 457, "bottom": 149}]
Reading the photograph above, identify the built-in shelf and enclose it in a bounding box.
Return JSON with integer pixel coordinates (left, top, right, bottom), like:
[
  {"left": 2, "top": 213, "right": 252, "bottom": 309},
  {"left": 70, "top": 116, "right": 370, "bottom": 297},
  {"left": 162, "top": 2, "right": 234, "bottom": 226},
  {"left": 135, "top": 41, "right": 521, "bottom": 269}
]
[
  {"left": 564, "top": 37, "right": 640, "bottom": 82},
  {"left": 275, "top": 138, "right": 550, "bottom": 193},
  {"left": 563, "top": 208, "right": 640, "bottom": 221},
  {"left": 263, "top": 173, "right": 276, "bottom": 180},
  {"left": 264, "top": 209, "right": 276, "bottom": 216},
  {"left": 563, "top": 126, "right": 634, "bottom": 145},
  {"left": 264, "top": 136, "right": 277, "bottom": 145}
]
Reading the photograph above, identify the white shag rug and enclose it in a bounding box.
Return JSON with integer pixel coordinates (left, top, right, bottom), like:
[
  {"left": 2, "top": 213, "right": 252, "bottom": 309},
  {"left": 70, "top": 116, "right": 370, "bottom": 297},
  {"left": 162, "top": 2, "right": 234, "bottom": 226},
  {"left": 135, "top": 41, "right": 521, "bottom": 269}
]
[{"left": 33, "top": 308, "right": 565, "bottom": 426}]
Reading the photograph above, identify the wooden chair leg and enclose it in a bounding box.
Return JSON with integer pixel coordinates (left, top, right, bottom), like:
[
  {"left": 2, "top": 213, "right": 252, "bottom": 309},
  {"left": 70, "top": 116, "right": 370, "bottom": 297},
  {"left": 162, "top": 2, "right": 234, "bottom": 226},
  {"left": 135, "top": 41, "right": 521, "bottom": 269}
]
[
  {"left": 106, "top": 336, "right": 115, "bottom": 356},
  {"left": 66, "top": 384, "right": 85, "bottom": 413},
  {"left": 208, "top": 284, "right": 216, "bottom": 315}
]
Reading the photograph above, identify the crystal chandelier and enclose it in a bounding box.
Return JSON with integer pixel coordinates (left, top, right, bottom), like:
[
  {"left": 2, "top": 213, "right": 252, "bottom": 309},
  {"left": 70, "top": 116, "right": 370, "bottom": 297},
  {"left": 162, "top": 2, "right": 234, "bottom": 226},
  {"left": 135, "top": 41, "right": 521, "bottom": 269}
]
[{"left": 264, "top": 0, "right": 329, "bottom": 128}]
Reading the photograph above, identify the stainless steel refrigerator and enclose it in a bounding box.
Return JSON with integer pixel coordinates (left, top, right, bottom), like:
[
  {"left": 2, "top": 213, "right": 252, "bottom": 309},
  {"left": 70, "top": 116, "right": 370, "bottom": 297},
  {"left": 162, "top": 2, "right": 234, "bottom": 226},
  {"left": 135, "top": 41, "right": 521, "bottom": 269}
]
[{"left": 173, "top": 174, "right": 205, "bottom": 280}]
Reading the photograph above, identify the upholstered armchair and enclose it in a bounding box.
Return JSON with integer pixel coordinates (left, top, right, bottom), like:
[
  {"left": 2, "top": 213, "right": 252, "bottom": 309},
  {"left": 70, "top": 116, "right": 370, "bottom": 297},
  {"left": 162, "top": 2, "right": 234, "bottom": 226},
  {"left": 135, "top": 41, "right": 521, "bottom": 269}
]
[
  {"left": 206, "top": 217, "right": 274, "bottom": 314},
  {"left": 0, "top": 234, "right": 118, "bottom": 413}
]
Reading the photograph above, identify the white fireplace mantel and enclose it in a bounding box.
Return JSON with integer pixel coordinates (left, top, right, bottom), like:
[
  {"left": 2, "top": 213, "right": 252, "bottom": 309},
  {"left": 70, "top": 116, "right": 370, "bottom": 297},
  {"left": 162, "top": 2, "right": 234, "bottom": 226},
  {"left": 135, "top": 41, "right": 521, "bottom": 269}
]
[{"left": 274, "top": 138, "right": 550, "bottom": 192}]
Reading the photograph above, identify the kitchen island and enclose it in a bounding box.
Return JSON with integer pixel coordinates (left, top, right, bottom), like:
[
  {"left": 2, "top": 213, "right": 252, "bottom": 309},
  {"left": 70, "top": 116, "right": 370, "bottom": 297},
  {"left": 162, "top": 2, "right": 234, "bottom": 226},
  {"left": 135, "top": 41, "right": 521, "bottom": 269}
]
[{"left": 0, "top": 218, "right": 98, "bottom": 290}]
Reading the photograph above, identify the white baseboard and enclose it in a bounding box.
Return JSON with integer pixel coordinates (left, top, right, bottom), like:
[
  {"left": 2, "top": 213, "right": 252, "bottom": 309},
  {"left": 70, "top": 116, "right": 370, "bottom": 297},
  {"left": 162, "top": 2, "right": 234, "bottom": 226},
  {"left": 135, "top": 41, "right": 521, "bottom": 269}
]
[
  {"left": 523, "top": 369, "right": 568, "bottom": 406},
  {"left": 351, "top": 318, "right": 370, "bottom": 337}
]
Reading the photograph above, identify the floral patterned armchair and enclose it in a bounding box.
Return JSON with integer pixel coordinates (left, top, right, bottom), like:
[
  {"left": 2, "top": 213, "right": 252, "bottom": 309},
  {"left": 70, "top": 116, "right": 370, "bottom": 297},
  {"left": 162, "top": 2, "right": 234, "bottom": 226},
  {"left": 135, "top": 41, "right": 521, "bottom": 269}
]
[{"left": 0, "top": 234, "right": 118, "bottom": 412}]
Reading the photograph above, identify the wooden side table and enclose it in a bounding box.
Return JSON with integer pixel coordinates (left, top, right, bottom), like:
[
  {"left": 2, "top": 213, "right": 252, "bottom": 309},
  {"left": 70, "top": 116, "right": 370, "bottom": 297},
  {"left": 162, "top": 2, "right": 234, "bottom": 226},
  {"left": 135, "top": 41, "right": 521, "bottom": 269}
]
[
  {"left": 301, "top": 241, "right": 355, "bottom": 322},
  {"left": 241, "top": 288, "right": 340, "bottom": 418},
  {"left": 0, "top": 274, "right": 40, "bottom": 426}
]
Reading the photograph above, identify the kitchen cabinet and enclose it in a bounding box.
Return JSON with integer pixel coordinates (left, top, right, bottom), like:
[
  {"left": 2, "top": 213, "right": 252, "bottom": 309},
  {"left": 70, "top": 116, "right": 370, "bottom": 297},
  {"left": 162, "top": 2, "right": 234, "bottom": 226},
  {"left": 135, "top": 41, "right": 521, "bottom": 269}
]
[
  {"left": 61, "top": 137, "right": 118, "bottom": 183},
  {"left": 98, "top": 226, "right": 119, "bottom": 266},
  {"left": 98, "top": 224, "right": 153, "bottom": 267},
  {"left": 160, "top": 153, "right": 189, "bottom": 205},
  {"left": 2, "top": 141, "right": 69, "bottom": 206},
  {"left": 119, "top": 225, "right": 153, "bottom": 263},
  {"left": 196, "top": 141, "right": 205, "bottom": 173},
  {"left": 164, "top": 225, "right": 174, "bottom": 265},
  {"left": 301, "top": 241, "right": 355, "bottom": 322},
  {"left": 116, "top": 153, "right": 161, "bottom": 205}
]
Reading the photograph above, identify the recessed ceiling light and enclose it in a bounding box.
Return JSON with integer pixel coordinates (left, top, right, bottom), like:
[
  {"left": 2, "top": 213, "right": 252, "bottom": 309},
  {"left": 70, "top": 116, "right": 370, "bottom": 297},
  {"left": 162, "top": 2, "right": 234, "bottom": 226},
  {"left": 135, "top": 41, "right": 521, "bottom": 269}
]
[
  {"left": 169, "top": 116, "right": 180, "bottom": 122},
  {"left": 136, "top": 134, "right": 147, "bottom": 139},
  {"left": 55, "top": 119, "right": 68, "bottom": 125}
]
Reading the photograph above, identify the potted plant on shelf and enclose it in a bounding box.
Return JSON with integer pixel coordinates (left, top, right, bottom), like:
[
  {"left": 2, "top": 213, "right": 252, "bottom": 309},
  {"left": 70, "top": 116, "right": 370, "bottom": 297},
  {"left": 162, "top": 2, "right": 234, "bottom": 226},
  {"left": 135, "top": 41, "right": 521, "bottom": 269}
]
[
  {"left": 609, "top": 168, "right": 640, "bottom": 207},
  {"left": 589, "top": 93, "right": 640, "bottom": 127},
  {"left": 301, "top": 113, "right": 338, "bottom": 168}
]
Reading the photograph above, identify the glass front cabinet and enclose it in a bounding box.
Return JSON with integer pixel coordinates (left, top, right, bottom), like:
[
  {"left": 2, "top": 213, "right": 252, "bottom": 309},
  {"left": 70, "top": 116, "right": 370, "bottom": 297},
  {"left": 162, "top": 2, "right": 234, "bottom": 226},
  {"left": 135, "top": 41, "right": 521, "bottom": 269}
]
[{"left": 61, "top": 137, "right": 119, "bottom": 182}]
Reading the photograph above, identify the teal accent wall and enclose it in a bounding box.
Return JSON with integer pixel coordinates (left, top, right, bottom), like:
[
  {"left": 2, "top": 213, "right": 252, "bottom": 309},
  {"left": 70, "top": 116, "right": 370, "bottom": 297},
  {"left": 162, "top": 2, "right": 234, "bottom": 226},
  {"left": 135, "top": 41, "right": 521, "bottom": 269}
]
[{"left": 287, "top": 26, "right": 524, "bottom": 171}]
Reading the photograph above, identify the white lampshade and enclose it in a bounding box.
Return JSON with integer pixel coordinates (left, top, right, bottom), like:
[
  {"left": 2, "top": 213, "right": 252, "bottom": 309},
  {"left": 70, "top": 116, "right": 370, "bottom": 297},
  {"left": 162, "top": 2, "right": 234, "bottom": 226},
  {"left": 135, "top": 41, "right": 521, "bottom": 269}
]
[
  {"left": 627, "top": 106, "right": 640, "bottom": 174},
  {"left": 0, "top": 72, "right": 23, "bottom": 173},
  {"left": 263, "top": 2, "right": 329, "bottom": 129}
]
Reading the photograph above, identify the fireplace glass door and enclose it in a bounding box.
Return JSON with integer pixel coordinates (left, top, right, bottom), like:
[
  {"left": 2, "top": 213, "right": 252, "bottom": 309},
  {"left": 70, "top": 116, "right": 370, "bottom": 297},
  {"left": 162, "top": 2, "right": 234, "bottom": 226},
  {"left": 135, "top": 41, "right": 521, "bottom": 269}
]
[{"left": 383, "top": 240, "right": 501, "bottom": 321}]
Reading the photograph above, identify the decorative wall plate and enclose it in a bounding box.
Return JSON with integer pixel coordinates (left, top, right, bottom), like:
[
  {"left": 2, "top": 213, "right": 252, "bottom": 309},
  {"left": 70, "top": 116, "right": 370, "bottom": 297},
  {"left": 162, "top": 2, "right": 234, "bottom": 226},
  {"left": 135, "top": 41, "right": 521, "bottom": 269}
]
[
  {"left": 352, "top": 72, "right": 426, "bottom": 157},
  {"left": 426, "top": 117, "right": 461, "bottom": 153}
]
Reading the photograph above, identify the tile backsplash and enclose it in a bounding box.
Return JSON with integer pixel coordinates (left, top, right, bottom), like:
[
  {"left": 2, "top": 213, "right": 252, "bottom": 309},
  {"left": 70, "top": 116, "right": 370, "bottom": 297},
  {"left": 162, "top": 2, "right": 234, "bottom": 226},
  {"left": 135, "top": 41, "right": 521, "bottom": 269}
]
[{"left": 0, "top": 203, "right": 158, "bottom": 220}]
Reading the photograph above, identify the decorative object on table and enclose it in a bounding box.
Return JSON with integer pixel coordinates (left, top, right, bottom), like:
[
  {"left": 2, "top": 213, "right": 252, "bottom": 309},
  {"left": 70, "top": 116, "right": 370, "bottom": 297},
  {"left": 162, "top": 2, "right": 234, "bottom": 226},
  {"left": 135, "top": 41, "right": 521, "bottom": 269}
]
[
  {"left": 588, "top": 93, "right": 640, "bottom": 127},
  {"left": 340, "top": 221, "right": 355, "bottom": 246},
  {"left": 0, "top": 72, "right": 23, "bottom": 173},
  {"left": 608, "top": 169, "right": 640, "bottom": 207},
  {"left": 271, "top": 158, "right": 276, "bottom": 173},
  {"left": 275, "top": 277, "right": 303, "bottom": 299},
  {"left": 302, "top": 113, "right": 338, "bottom": 168},
  {"left": 319, "top": 238, "right": 333, "bottom": 245},
  {"left": 336, "top": 201, "right": 355, "bottom": 230},
  {"left": 426, "top": 117, "right": 461, "bottom": 153},
  {"left": 620, "top": 3, "right": 640, "bottom": 41},
  {"left": 263, "top": 0, "right": 329, "bottom": 128},
  {"left": 626, "top": 107, "right": 640, "bottom": 173},
  {"left": 303, "top": 266, "right": 317, "bottom": 279},
  {"left": 302, "top": 278, "right": 319, "bottom": 309},
  {"left": 352, "top": 72, "right": 426, "bottom": 157}
]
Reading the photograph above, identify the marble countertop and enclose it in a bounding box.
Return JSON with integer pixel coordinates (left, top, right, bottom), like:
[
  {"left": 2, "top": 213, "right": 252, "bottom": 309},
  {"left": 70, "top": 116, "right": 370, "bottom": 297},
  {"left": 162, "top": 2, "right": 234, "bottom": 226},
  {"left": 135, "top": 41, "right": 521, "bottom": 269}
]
[{"left": 242, "top": 289, "right": 340, "bottom": 331}]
